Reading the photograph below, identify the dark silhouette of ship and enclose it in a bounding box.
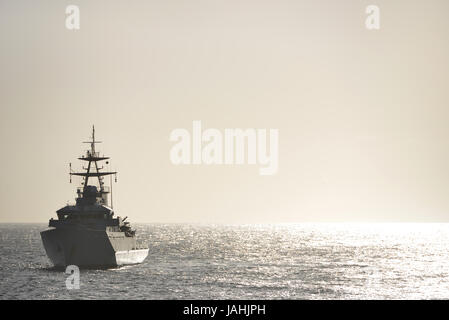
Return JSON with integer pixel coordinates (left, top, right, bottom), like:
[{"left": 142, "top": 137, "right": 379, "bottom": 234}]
[{"left": 41, "top": 126, "right": 148, "bottom": 268}]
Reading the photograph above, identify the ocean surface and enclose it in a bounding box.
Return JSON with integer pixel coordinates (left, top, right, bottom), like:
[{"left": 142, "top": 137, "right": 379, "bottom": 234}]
[{"left": 1, "top": 223, "right": 449, "bottom": 299}]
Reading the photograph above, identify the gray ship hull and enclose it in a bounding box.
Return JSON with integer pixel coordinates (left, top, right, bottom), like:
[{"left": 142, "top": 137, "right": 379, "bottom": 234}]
[{"left": 41, "top": 227, "right": 148, "bottom": 268}]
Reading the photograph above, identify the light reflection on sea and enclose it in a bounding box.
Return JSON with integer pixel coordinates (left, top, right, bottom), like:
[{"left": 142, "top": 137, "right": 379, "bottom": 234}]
[{"left": 1, "top": 223, "right": 449, "bottom": 299}]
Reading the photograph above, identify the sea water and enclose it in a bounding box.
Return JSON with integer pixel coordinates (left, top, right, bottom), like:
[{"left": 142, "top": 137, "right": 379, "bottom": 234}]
[{"left": 1, "top": 223, "right": 449, "bottom": 299}]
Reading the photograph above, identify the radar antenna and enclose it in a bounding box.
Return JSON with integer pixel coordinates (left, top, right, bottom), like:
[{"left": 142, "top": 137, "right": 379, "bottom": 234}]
[{"left": 69, "top": 126, "right": 117, "bottom": 207}]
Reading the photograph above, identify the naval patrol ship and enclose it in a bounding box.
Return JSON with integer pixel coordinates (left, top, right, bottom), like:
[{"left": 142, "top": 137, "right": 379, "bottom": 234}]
[{"left": 41, "top": 126, "right": 149, "bottom": 268}]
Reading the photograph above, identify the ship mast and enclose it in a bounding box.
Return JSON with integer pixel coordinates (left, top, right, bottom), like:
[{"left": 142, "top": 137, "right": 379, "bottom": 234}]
[{"left": 70, "top": 125, "right": 117, "bottom": 205}]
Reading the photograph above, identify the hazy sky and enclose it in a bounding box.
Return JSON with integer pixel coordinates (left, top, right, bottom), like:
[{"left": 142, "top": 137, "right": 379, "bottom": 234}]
[{"left": 1, "top": 0, "right": 449, "bottom": 223}]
